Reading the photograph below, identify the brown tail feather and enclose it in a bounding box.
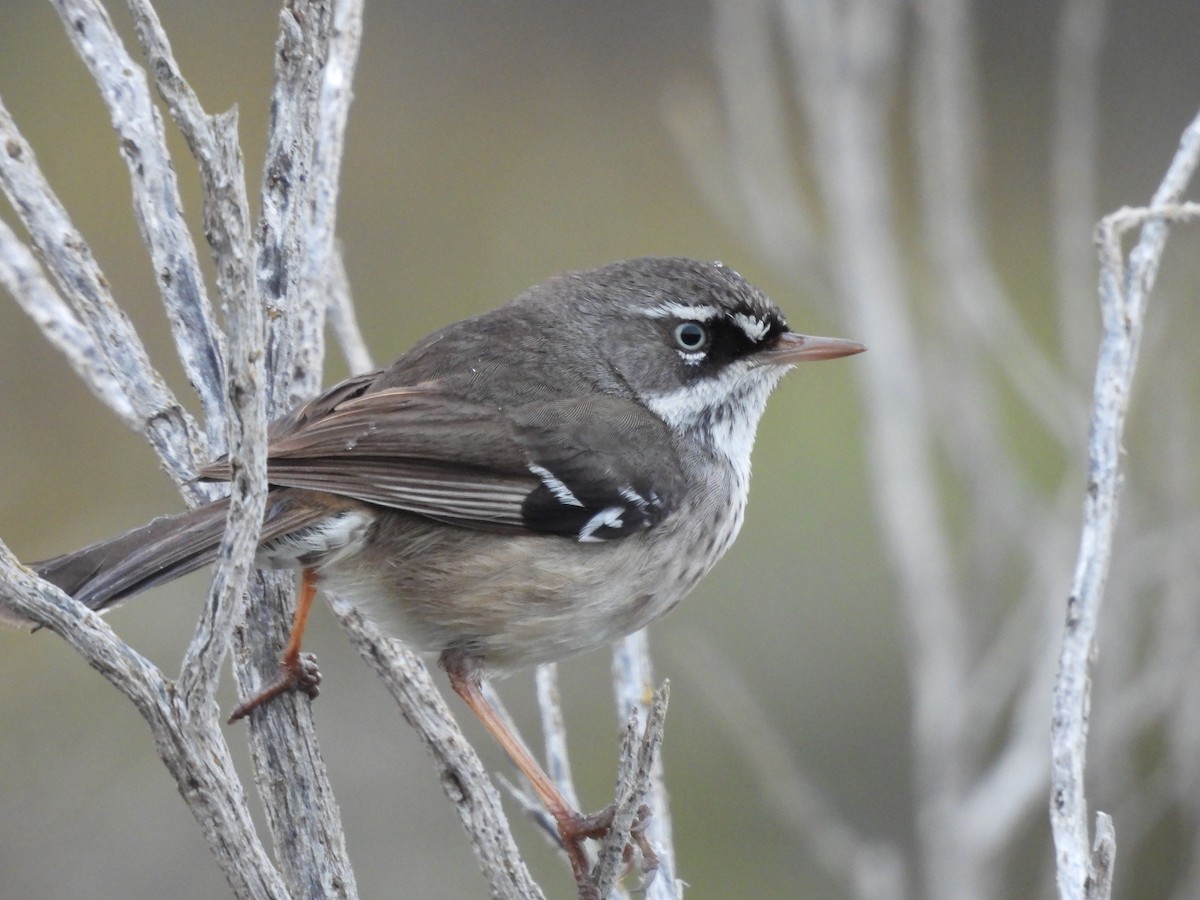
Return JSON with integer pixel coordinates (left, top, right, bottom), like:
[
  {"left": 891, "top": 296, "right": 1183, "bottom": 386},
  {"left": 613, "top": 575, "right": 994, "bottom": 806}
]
[{"left": 6, "top": 490, "right": 328, "bottom": 626}]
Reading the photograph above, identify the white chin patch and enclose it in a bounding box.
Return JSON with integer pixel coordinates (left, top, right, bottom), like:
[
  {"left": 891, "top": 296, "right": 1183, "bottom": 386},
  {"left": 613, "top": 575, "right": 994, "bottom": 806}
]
[{"left": 644, "top": 364, "right": 784, "bottom": 463}]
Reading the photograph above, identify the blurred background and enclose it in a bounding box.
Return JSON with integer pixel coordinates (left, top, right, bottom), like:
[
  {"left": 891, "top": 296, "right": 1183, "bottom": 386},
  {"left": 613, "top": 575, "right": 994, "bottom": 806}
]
[{"left": 2, "top": 1, "right": 1199, "bottom": 898}]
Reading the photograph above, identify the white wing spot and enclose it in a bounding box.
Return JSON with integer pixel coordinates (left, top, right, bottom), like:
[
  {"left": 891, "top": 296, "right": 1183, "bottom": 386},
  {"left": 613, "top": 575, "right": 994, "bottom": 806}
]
[
  {"left": 619, "top": 486, "right": 648, "bottom": 510},
  {"left": 578, "top": 506, "right": 624, "bottom": 542},
  {"left": 529, "top": 464, "right": 583, "bottom": 507}
]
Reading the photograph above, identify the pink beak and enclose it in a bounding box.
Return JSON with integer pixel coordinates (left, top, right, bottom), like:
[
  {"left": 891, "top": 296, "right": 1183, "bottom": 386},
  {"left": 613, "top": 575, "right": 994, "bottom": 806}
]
[{"left": 759, "top": 332, "right": 866, "bottom": 365}]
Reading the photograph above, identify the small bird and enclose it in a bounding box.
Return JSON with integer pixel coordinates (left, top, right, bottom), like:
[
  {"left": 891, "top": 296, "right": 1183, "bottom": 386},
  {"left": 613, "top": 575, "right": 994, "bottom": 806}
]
[{"left": 13, "top": 257, "right": 863, "bottom": 893}]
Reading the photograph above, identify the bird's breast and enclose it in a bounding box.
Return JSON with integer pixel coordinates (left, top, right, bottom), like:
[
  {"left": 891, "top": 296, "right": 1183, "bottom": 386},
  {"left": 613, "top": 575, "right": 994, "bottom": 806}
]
[{"left": 312, "top": 465, "right": 748, "bottom": 674}]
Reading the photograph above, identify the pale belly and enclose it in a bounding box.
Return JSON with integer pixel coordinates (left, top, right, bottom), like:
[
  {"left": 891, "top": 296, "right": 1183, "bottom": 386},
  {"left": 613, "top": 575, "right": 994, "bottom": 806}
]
[{"left": 307, "top": 490, "right": 745, "bottom": 674}]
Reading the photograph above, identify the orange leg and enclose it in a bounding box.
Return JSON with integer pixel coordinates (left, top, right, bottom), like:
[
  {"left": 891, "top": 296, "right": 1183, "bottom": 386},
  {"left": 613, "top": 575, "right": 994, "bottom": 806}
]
[
  {"left": 441, "top": 651, "right": 620, "bottom": 897},
  {"left": 228, "top": 567, "right": 322, "bottom": 723}
]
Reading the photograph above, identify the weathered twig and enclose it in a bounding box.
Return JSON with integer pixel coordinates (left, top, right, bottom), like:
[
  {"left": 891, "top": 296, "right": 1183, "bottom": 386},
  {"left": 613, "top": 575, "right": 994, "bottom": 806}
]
[
  {"left": 54, "top": 0, "right": 228, "bottom": 447},
  {"left": 327, "top": 596, "right": 546, "bottom": 900},
  {"left": 0, "top": 95, "right": 206, "bottom": 495},
  {"left": 593, "top": 682, "right": 670, "bottom": 898},
  {"left": 0, "top": 543, "right": 289, "bottom": 898},
  {"left": 611, "top": 631, "right": 681, "bottom": 900},
  {"left": 1051, "top": 109, "right": 1200, "bottom": 899}
]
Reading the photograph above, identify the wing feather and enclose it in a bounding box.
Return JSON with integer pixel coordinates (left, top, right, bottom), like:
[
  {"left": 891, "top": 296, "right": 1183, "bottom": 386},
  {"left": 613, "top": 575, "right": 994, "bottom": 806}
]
[{"left": 200, "top": 380, "right": 687, "bottom": 540}]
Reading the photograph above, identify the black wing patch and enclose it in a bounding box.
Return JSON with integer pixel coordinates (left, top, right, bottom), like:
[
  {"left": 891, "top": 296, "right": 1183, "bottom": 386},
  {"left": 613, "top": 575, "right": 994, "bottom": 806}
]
[
  {"left": 521, "top": 465, "right": 669, "bottom": 542},
  {"left": 200, "top": 384, "right": 685, "bottom": 542},
  {"left": 510, "top": 396, "right": 683, "bottom": 541}
]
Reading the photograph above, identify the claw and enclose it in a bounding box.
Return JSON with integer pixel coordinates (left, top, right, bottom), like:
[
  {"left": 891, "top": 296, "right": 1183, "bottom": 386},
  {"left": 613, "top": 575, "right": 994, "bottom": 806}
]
[
  {"left": 628, "top": 804, "right": 659, "bottom": 891},
  {"left": 227, "top": 651, "right": 323, "bottom": 722},
  {"left": 228, "top": 569, "right": 321, "bottom": 723}
]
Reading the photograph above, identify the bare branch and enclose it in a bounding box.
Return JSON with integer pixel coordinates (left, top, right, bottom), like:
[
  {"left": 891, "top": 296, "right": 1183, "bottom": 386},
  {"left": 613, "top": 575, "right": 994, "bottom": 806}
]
[
  {"left": 327, "top": 596, "right": 546, "bottom": 900},
  {"left": 5, "top": 2, "right": 361, "bottom": 896},
  {"left": 53, "top": 0, "right": 228, "bottom": 447},
  {"left": 327, "top": 241, "right": 374, "bottom": 373},
  {"left": 1051, "top": 111, "right": 1200, "bottom": 900},
  {"left": 0, "top": 543, "right": 289, "bottom": 899},
  {"left": 0, "top": 220, "right": 137, "bottom": 431},
  {"left": 611, "top": 630, "right": 682, "bottom": 900},
  {"left": 0, "top": 96, "right": 206, "bottom": 494},
  {"left": 117, "top": 0, "right": 270, "bottom": 715},
  {"left": 214, "top": 4, "right": 363, "bottom": 893}
]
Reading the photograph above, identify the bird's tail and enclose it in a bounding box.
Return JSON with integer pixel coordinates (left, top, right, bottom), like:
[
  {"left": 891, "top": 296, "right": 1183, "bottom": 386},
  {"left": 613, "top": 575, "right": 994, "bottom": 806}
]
[{"left": 3, "top": 490, "right": 326, "bottom": 628}]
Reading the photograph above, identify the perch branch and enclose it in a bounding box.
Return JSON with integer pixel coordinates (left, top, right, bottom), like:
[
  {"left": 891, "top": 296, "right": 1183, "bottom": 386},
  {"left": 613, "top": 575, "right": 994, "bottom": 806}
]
[
  {"left": 1051, "top": 108, "right": 1200, "bottom": 899},
  {"left": 327, "top": 596, "right": 546, "bottom": 900},
  {"left": 0, "top": 543, "right": 289, "bottom": 899}
]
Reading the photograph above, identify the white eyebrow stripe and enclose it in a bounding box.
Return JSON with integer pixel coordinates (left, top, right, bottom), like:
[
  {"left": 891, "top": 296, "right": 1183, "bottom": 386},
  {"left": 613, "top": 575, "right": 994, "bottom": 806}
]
[
  {"left": 732, "top": 312, "right": 770, "bottom": 342},
  {"left": 641, "top": 302, "right": 719, "bottom": 321}
]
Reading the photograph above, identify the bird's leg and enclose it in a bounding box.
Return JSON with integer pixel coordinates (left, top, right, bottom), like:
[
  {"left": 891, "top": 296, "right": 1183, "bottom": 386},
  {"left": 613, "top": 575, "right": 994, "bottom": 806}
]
[
  {"left": 228, "top": 567, "right": 323, "bottom": 723},
  {"left": 441, "top": 651, "right": 617, "bottom": 897}
]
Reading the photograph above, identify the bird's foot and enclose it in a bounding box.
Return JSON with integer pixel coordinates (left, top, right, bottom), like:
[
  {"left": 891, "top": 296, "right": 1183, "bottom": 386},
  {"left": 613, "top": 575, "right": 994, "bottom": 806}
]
[
  {"left": 227, "top": 651, "right": 322, "bottom": 723},
  {"left": 558, "top": 803, "right": 657, "bottom": 899}
]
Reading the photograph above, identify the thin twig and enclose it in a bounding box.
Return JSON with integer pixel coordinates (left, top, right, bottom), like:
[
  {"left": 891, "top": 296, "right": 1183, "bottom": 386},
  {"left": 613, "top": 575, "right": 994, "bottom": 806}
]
[
  {"left": 55, "top": 0, "right": 228, "bottom": 447},
  {"left": 612, "top": 630, "right": 682, "bottom": 900},
  {"left": 0, "top": 96, "right": 206, "bottom": 493},
  {"left": 327, "top": 241, "right": 375, "bottom": 373},
  {"left": 1051, "top": 111, "right": 1200, "bottom": 900},
  {"left": 593, "top": 683, "right": 670, "bottom": 898},
  {"left": 328, "top": 597, "right": 546, "bottom": 900}
]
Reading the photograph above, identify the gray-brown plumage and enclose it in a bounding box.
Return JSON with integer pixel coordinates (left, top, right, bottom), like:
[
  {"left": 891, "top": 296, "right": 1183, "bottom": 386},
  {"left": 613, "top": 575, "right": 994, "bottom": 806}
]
[{"left": 15, "top": 257, "right": 863, "bottom": 896}]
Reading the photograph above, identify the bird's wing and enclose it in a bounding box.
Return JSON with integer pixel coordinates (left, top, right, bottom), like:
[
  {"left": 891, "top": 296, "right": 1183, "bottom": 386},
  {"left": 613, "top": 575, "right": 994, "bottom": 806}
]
[{"left": 200, "top": 383, "right": 686, "bottom": 541}]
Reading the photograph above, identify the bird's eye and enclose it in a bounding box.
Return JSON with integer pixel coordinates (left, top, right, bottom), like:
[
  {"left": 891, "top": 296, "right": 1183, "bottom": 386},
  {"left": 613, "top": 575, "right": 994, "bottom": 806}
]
[{"left": 673, "top": 321, "right": 709, "bottom": 352}]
